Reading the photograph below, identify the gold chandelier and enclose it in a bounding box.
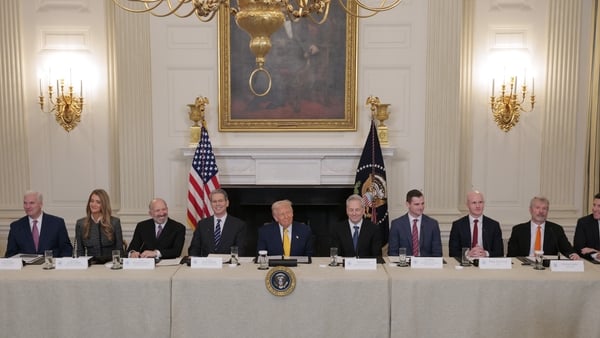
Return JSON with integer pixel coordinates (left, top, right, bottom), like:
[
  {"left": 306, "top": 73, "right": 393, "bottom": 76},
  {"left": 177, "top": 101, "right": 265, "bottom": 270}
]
[
  {"left": 112, "top": 0, "right": 403, "bottom": 95},
  {"left": 490, "top": 76, "right": 535, "bottom": 132},
  {"left": 39, "top": 79, "right": 84, "bottom": 132}
]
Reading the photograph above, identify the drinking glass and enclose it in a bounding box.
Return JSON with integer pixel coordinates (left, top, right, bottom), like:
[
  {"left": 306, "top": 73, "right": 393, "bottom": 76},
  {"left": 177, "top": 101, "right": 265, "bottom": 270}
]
[
  {"left": 461, "top": 247, "right": 472, "bottom": 266},
  {"left": 43, "top": 250, "right": 55, "bottom": 270},
  {"left": 230, "top": 246, "right": 239, "bottom": 265},
  {"left": 257, "top": 250, "right": 269, "bottom": 270},
  {"left": 397, "top": 248, "right": 408, "bottom": 267},
  {"left": 111, "top": 250, "right": 122, "bottom": 270},
  {"left": 329, "top": 247, "right": 338, "bottom": 266},
  {"left": 533, "top": 250, "right": 545, "bottom": 270}
]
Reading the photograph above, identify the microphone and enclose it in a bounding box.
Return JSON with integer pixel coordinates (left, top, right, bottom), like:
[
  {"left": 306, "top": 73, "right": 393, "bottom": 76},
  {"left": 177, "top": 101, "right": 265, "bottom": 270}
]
[
  {"left": 72, "top": 237, "right": 78, "bottom": 258},
  {"left": 547, "top": 225, "right": 561, "bottom": 260}
]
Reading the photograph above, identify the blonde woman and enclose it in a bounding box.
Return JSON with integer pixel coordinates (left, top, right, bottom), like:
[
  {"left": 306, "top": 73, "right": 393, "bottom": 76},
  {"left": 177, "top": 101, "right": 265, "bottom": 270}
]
[{"left": 75, "top": 189, "right": 123, "bottom": 257}]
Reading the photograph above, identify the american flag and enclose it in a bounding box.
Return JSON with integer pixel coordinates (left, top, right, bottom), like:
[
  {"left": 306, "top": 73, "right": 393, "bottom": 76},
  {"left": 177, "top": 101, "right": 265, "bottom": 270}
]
[{"left": 187, "top": 126, "right": 220, "bottom": 228}]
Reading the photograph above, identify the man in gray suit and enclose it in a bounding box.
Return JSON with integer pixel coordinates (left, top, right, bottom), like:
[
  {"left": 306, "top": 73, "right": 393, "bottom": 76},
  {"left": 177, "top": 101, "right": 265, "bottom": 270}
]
[
  {"left": 388, "top": 189, "right": 442, "bottom": 257},
  {"left": 188, "top": 189, "right": 247, "bottom": 257}
]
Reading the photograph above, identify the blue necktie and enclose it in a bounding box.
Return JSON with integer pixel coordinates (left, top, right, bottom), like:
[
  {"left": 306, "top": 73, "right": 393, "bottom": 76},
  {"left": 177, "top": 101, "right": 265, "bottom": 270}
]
[
  {"left": 352, "top": 225, "right": 359, "bottom": 252},
  {"left": 214, "top": 219, "right": 222, "bottom": 248}
]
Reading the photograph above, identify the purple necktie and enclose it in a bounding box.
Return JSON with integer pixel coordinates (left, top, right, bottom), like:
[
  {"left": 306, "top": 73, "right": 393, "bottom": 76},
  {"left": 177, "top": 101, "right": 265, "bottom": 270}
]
[{"left": 32, "top": 220, "right": 40, "bottom": 251}]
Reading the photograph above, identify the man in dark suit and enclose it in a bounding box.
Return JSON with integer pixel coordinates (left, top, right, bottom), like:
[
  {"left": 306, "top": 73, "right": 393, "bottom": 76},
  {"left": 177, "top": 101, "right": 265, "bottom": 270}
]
[
  {"left": 388, "top": 189, "right": 442, "bottom": 257},
  {"left": 330, "top": 194, "right": 382, "bottom": 258},
  {"left": 127, "top": 198, "right": 186, "bottom": 259},
  {"left": 507, "top": 196, "right": 579, "bottom": 259},
  {"left": 188, "top": 189, "right": 247, "bottom": 256},
  {"left": 449, "top": 191, "right": 504, "bottom": 258},
  {"left": 257, "top": 199, "right": 313, "bottom": 257},
  {"left": 5, "top": 191, "right": 72, "bottom": 257},
  {"left": 573, "top": 192, "right": 600, "bottom": 260}
]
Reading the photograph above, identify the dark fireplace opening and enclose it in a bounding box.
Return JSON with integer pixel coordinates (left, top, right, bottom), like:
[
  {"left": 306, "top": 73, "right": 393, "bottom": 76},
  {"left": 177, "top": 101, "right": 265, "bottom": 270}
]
[{"left": 223, "top": 185, "right": 354, "bottom": 257}]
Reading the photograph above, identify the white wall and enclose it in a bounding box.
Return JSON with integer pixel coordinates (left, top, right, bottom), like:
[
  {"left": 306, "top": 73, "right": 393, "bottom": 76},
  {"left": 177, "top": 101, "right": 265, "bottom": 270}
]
[{"left": 0, "top": 0, "right": 594, "bottom": 253}]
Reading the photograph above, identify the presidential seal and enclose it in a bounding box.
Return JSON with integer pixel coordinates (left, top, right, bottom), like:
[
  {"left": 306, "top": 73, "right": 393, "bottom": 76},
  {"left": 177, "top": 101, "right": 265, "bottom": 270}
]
[{"left": 265, "top": 266, "right": 296, "bottom": 296}]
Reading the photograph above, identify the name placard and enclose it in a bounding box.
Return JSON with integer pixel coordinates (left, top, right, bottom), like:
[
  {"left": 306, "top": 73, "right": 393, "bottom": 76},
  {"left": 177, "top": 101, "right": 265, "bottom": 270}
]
[
  {"left": 550, "top": 260, "right": 584, "bottom": 272},
  {"left": 478, "top": 257, "right": 512, "bottom": 270},
  {"left": 55, "top": 257, "right": 89, "bottom": 270},
  {"left": 190, "top": 257, "right": 223, "bottom": 269},
  {"left": 122, "top": 258, "right": 155, "bottom": 270},
  {"left": 410, "top": 257, "right": 443, "bottom": 269},
  {"left": 344, "top": 258, "right": 377, "bottom": 270},
  {"left": 0, "top": 258, "right": 23, "bottom": 270}
]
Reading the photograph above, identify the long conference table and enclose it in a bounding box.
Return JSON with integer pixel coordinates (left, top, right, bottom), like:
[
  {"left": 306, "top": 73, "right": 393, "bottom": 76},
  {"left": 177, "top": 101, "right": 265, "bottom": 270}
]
[{"left": 1, "top": 257, "right": 600, "bottom": 338}]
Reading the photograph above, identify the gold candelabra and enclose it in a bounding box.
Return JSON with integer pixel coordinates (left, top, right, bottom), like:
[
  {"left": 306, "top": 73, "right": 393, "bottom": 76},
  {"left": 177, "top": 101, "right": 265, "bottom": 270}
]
[
  {"left": 366, "top": 95, "right": 390, "bottom": 145},
  {"left": 39, "top": 79, "right": 84, "bottom": 132},
  {"left": 112, "top": 0, "right": 403, "bottom": 96},
  {"left": 490, "top": 76, "right": 535, "bottom": 132},
  {"left": 188, "top": 96, "right": 209, "bottom": 146}
]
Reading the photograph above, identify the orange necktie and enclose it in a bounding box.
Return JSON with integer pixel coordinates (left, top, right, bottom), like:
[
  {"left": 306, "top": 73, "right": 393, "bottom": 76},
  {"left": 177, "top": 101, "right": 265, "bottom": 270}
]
[{"left": 534, "top": 225, "right": 542, "bottom": 251}]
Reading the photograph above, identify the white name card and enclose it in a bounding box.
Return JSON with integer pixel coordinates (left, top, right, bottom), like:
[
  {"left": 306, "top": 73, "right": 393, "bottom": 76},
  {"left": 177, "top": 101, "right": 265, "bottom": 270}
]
[
  {"left": 344, "top": 258, "right": 377, "bottom": 270},
  {"left": 550, "top": 260, "right": 584, "bottom": 272},
  {"left": 55, "top": 257, "right": 89, "bottom": 270},
  {"left": 478, "top": 257, "right": 512, "bottom": 270},
  {"left": 410, "top": 257, "right": 443, "bottom": 269},
  {"left": 190, "top": 257, "right": 223, "bottom": 269},
  {"left": 122, "top": 258, "right": 155, "bottom": 270},
  {"left": 0, "top": 258, "right": 23, "bottom": 270}
]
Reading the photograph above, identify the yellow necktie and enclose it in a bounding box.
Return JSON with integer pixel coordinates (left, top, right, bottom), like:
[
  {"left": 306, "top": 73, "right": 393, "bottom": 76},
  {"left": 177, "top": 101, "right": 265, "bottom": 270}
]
[{"left": 283, "top": 228, "right": 291, "bottom": 257}]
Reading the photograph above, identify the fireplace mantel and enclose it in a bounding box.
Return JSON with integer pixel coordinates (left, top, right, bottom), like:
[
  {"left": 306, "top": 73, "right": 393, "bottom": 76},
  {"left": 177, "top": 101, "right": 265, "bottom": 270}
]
[{"left": 182, "top": 146, "right": 398, "bottom": 185}]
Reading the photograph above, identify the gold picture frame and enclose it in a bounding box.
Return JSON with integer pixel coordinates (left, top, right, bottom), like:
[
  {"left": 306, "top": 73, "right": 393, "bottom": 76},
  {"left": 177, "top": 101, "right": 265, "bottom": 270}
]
[{"left": 218, "top": 6, "right": 357, "bottom": 131}]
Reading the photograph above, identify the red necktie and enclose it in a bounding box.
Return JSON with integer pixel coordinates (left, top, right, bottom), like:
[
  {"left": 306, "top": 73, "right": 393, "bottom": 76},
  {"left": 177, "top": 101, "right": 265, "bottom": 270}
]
[
  {"left": 32, "top": 220, "right": 40, "bottom": 251},
  {"left": 472, "top": 219, "right": 479, "bottom": 248},
  {"left": 412, "top": 219, "right": 419, "bottom": 257},
  {"left": 534, "top": 225, "right": 542, "bottom": 251}
]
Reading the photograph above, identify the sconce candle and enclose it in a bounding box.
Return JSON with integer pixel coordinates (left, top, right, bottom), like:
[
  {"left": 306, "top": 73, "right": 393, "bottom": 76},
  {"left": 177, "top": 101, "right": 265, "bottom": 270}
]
[
  {"left": 490, "top": 75, "right": 535, "bottom": 132},
  {"left": 39, "top": 76, "right": 84, "bottom": 132}
]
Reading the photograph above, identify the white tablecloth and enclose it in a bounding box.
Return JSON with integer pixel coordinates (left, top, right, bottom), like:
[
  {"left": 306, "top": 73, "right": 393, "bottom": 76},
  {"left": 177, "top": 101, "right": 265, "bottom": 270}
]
[{"left": 171, "top": 257, "right": 390, "bottom": 338}]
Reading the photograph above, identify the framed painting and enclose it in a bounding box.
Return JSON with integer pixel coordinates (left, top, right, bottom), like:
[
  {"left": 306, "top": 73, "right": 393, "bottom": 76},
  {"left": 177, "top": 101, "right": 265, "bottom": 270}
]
[{"left": 218, "top": 6, "right": 357, "bottom": 131}]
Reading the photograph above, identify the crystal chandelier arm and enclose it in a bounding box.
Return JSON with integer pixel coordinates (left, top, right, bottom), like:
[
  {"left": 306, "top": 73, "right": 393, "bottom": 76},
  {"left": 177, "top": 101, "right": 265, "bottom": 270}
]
[
  {"left": 282, "top": 0, "right": 330, "bottom": 24},
  {"left": 336, "top": 0, "right": 402, "bottom": 18},
  {"left": 111, "top": 0, "right": 196, "bottom": 18}
]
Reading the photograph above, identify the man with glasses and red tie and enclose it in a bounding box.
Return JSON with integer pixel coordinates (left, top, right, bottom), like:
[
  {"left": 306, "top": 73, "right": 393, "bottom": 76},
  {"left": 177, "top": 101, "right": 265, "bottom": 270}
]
[
  {"left": 5, "top": 191, "right": 72, "bottom": 257},
  {"left": 388, "top": 189, "right": 442, "bottom": 257},
  {"left": 507, "top": 196, "right": 580, "bottom": 259},
  {"left": 448, "top": 191, "right": 504, "bottom": 258}
]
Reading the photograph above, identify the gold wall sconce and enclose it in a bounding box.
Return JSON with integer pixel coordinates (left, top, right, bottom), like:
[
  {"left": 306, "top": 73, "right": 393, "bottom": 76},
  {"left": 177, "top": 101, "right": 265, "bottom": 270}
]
[
  {"left": 187, "top": 96, "right": 209, "bottom": 146},
  {"left": 112, "top": 0, "right": 403, "bottom": 96},
  {"left": 366, "top": 95, "right": 390, "bottom": 145},
  {"left": 39, "top": 78, "right": 84, "bottom": 132},
  {"left": 490, "top": 76, "right": 535, "bottom": 132}
]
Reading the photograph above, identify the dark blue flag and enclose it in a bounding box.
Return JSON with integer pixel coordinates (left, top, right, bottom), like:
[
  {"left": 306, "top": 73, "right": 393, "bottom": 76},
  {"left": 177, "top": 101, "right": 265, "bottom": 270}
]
[{"left": 354, "top": 120, "right": 389, "bottom": 244}]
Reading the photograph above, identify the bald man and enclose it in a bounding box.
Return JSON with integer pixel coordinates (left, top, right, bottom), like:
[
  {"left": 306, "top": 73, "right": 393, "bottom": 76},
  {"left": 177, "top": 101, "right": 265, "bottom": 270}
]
[
  {"left": 449, "top": 191, "right": 504, "bottom": 258},
  {"left": 127, "top": 198, "right": 186, "bottom": 259}
]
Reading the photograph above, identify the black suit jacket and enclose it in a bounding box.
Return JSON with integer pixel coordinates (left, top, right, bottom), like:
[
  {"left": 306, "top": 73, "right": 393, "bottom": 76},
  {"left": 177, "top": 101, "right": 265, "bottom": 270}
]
[
  {"left": 507, "top": 221, "right": 575, "bottom": 257},
  {"left": 127, "top": 218, "right": 186, "bottom": 259},
  {"left": 573, "top": 214, "right": 600, "bottom": 258},
  {"left": 330, "top": 219, "right": 382, "bottom": 258},
  {"left": 188, "top": 215, "right": 247, "bottom": 256},
  {"left": 448, "top": 215, "right": 504, "bottom": 257},
  {"left": 5, "top": 213, "right": 73, "bottom": 257}
]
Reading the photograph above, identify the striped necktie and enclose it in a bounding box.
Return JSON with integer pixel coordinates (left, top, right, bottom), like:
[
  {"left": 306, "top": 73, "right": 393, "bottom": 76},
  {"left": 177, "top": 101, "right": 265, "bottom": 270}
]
[
  {"left": 214, "top": 219, "right": 222, "bottom": 248},
  {"left": 412, "top": 219, "right": 419, "bottom": 257}
]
